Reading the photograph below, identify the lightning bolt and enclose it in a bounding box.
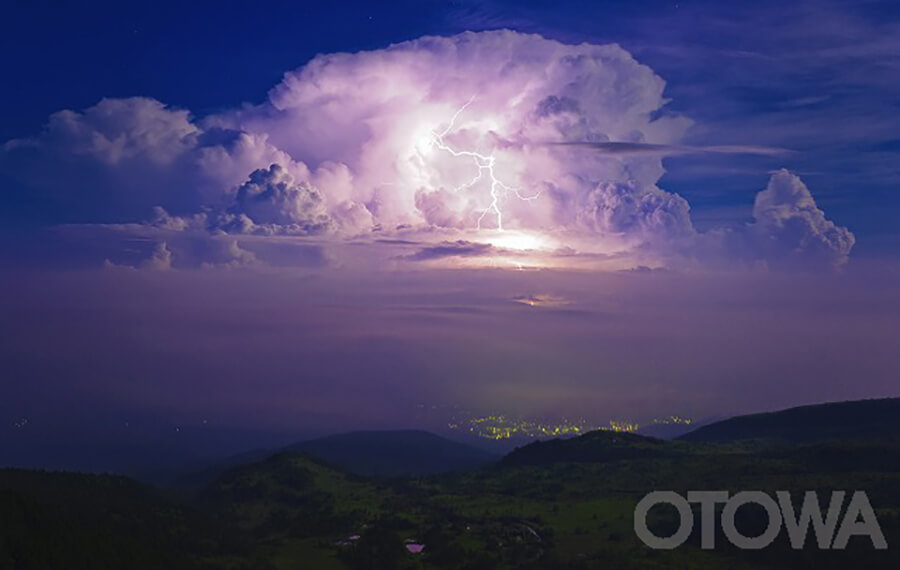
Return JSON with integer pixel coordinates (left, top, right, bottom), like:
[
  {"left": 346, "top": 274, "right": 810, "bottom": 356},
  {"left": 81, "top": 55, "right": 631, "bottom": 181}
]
[{"left": 428, "top": 96, "right": 539, "bottom": 230}]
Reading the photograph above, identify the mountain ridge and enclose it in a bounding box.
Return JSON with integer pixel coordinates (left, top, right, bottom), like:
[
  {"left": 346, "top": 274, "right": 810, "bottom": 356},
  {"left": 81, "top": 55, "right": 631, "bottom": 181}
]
[
  {"left": 284, "top": 429, "right": 500, "bottom": 477},
  {"left": 678, "top": 397, "right": 900, "bottom": 443}
]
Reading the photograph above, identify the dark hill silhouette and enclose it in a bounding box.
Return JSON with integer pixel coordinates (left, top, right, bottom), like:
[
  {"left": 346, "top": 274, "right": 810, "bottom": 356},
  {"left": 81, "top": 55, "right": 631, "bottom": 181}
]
[
  {"left": 162, "top": 430, "right": 498, "bottom": 488},
  {"left": 679, "top": 397, "right": 900, "bottom": 443},
  {"left": 284, "top": 430, "right": 499, "bottom": 477},
  {"left": 0, "top": 469, "right": 241, "bottom": 569},
  {"left": 501, "top": 429, "right": 669, "bottom": 466}
]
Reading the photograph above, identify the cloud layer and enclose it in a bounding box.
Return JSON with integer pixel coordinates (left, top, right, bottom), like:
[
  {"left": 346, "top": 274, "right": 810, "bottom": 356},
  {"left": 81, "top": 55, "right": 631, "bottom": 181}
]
[{"left": 0, "top": 30, "right": 854, "bottom": 270}]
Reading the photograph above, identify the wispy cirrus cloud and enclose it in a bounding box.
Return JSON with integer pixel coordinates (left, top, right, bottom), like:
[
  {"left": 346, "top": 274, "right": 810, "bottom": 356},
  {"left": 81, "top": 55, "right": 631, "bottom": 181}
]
[{"left": 551, "top": 141, "right": 792, "bottom": 157}]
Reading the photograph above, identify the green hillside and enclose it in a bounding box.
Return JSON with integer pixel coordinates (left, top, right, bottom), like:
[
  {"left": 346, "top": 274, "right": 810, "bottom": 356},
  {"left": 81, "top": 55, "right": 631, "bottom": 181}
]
[{"left": 3, "top": 403, "right": 900, "bottom": 570}]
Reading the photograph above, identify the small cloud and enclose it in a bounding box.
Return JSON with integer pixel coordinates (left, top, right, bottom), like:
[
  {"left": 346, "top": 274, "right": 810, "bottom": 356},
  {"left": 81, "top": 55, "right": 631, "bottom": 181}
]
[
  {"left": 141, "top": 241, "right": 173, "bottom": 271},
  {"left": 512, "top": 294, "right": 570, "bottom": 308},
  {"left": 624, "top": 265, "right": 667, "bottom": 273},
  {"left": 408, "top": 240, "right": 494, "bottom": 261},
  {"left": 774, "top": 95, "right": 832, "bottom": 109},
  {"left": 747, "top": 168, "right": 855, "bottom": 269}
]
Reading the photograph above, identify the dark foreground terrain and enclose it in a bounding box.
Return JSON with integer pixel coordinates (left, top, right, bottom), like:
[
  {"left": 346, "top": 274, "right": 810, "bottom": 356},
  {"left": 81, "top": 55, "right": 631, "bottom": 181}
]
[{"left": 2, "top": 398, "right": 900, "bottom": 569}]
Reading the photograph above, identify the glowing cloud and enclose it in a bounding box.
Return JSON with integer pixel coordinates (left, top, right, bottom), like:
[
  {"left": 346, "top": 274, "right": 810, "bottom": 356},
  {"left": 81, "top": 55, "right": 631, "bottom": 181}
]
[
  {"left": 424, "top": 96, "right": 541, "bottom": 230},
  {"left": 1, "top": 30, "right": 854, "bottom": 271}
]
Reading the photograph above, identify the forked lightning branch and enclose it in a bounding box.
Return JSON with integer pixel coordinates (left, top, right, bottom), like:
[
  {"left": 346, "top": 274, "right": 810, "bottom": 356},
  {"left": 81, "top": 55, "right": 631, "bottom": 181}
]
[{"left": 425, "top": 96, "right": 540, "bottom": 231}]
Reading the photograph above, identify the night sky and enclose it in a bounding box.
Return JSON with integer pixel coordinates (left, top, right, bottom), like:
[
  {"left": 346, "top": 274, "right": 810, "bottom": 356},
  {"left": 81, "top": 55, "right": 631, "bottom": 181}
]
[{"left": 2, "top": 0, "right": 899, "bottom": 470}]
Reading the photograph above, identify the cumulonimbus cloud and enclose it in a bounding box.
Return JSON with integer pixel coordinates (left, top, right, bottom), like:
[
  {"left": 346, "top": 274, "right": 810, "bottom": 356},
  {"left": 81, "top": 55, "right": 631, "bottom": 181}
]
[
  {"left": 747, "top": 169, "right": 855, "bottom": 268},
  {"left": 0, "top": 30, "right": 854, "bottom": 270}
]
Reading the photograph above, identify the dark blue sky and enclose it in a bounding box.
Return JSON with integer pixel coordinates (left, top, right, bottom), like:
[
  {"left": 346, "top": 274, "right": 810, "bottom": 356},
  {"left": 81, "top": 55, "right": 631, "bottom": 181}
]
[{"left": 0, "top": 0, "right": 757, "bottom": 140}]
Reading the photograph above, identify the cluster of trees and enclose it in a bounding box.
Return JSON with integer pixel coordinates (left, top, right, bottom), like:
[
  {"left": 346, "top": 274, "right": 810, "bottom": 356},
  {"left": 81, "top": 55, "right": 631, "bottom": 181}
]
[{"left": 0, "top": 470, "right": 254, "bottom": 570}]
